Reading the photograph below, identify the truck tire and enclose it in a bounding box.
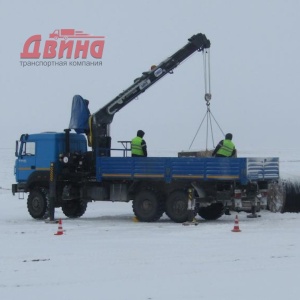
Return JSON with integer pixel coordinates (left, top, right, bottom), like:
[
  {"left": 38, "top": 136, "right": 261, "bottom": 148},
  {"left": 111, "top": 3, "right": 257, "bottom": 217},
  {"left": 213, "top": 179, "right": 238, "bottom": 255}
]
[
  {"left": 282, "top": 181, "right": 300, "bottom": 212},
  {"left": 132, "top": 189, "right": 164, "bottom": 222},
  {"left": 61, "top": 200, "right": 87, "bottom": 218},
  {"left": 27, "top": 188, "right": 48, "bottom": 219},
  {"left": 165, "top": 190, "right": 189, "bottom": 223},
  {"left": 198, "top": 203, "right": 224, "bottom": 220}
]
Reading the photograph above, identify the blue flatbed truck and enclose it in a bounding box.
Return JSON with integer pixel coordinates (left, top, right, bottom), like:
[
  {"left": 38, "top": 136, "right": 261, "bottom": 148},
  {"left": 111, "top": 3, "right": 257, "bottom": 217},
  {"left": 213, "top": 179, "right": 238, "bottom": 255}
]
[{"left": 12, "top": 33, "right": 280, "bottom": 222}]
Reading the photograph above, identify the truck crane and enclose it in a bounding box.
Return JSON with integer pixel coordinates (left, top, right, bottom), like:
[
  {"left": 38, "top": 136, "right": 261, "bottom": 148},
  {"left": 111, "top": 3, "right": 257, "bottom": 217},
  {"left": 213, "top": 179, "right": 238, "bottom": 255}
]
[
  {"left": 80, "top": 33, "right": 211, "bottom": 157},
  {"left": 12, "top": 33, "right": 280, "bottom": 223}
]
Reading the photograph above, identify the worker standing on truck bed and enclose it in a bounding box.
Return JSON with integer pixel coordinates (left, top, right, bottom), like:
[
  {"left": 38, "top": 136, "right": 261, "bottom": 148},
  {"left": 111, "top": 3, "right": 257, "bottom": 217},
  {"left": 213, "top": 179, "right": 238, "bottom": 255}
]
[
  {"left": 131, "top": 130, "right": 147, "bottom": 157},
  {"left": 212, "top": 133, "right": 236, "bottom": 157}
]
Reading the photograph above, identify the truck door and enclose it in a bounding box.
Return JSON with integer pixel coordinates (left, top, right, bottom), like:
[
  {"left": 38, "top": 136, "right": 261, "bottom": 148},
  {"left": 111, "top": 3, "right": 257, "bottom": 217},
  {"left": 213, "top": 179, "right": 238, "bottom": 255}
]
[{"left": 15, "top": 141, "right": 36, "bottom": 182}]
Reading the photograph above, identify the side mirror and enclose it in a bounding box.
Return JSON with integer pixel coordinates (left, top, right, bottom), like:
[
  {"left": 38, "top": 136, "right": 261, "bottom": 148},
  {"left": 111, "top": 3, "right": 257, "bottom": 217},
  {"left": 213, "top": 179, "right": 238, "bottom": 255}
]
[{"left": 15, "top": 141, "right": 18, "bottom": 157}]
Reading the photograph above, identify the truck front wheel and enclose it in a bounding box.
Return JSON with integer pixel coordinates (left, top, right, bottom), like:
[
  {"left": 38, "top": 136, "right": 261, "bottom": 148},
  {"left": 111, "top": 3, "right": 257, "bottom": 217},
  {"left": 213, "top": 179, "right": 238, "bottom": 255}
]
[
  {"left": 132, "top": 189, "right": 164, "bottom": 222},
  {"left": 27, "top": 188, "right": 48, "bottom": 219}
]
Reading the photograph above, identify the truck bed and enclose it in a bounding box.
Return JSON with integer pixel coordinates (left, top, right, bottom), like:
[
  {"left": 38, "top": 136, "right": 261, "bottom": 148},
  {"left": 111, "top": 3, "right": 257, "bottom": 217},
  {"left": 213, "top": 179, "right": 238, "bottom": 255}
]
[{"left": 96, "top": 157, "right": 279, "bottom": 184}]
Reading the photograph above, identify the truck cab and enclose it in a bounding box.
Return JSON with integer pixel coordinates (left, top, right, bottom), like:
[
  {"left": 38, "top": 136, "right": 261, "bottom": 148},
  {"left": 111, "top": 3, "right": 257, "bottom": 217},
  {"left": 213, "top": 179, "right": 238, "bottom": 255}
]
[{"left": 13, "top": 132, "right": 87, "bottom": 193}]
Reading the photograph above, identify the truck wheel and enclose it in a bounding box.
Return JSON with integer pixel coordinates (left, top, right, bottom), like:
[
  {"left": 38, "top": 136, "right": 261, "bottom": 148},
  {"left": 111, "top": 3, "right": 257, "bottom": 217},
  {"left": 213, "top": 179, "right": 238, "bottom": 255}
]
[
  {"left": 133, "top": 189, "right": 164, "bottom": 222},
  {"left": 61, "top": 200, "right": 87, "bottom": 218},
  {"left": 27, "top": 188, "right": 48, "bottom": 219},
  {"left": 165, "top": 190, "right": 188, "bottom": 223},
  {"left": 198, "top": 203, "right": 224, "bottom": 220}
]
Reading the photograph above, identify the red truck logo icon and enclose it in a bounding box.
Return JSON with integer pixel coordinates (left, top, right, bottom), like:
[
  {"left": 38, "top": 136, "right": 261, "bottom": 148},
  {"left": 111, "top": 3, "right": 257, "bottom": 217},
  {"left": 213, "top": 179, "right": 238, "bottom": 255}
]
[{"left": 49, "top": 29, "right": 104, "bottom": 40}]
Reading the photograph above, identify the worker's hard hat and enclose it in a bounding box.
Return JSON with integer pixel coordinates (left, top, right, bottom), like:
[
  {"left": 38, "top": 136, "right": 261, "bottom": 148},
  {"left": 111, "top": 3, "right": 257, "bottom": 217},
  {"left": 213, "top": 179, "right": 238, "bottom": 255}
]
[
  {"left": 225, "top": 133, "right": 233, "bottom": 140},
  {"left": 137, "top": 130, "right": 145, "bottom": 137}
]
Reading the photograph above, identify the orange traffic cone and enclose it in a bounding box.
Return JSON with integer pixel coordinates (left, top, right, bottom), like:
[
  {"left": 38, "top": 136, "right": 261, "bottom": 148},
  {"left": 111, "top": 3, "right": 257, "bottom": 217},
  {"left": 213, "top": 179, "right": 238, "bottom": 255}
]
[
  {"left": 231, "top": 215, "right": 241, "bottom": 232},
  {"left": 54, "top": 219, "right": 64, "bottom": 235}
]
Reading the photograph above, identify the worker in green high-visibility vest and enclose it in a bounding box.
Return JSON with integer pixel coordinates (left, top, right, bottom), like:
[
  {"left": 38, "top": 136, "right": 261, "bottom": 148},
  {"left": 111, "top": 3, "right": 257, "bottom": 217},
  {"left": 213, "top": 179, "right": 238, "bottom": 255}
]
[
  {"left": 131, "top": 130, "right": 148, "bottom": 157},
  {"left": 212, "top": 133, "right": 237, "bottom": 157}
]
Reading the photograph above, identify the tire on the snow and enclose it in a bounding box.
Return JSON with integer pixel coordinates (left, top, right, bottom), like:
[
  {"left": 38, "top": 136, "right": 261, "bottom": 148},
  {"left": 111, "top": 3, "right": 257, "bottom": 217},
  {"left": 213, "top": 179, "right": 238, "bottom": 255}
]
[
  {"left": 165, "top": 190, "right": 189, "bottom": 223},
  {"left": 27, "top": 188, "right": 48, "bottom": 219},
  {"left": 198, "top": 203, "right": 224, "bottom": 220},
  {"left": 275, "top": 180, "right": 300, "bottom": 213},
  {"left": 132, "top": 189, "right": 164, "bottom": 222},
  {"left": 61, "top": 200, "right": 87, "bottom": 218}
]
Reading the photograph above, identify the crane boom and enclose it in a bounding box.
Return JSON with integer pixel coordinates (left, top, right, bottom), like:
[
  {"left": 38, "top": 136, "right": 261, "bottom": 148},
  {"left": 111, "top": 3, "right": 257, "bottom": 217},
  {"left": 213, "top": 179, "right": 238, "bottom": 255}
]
[{"left": 90, "top": 33, "right": 210, "bottom": 156}]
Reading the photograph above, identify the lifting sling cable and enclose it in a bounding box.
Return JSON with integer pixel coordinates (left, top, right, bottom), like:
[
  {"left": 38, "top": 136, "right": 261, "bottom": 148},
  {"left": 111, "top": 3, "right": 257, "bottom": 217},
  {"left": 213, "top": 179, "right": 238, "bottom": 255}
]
[
  {"left": 189, "top": 111, "right": 209, "bottom": 150},
  {"left": 188, "top": 49, "right": 211, "bottom": 150},
  {"left": 203, "top": 48, "right": 225, "bottom": 140},
  {"left": 189, "top": 100, "right": 222, "bottom": 150},
  {"left": 204, "top": 49, "right": 213, "bottom": 150},
  {"left": 189, "top": 49, "right": 225, "bottom": 150},
  {"left": 203, "top": 48, "right": 211, "bottom": 102}
]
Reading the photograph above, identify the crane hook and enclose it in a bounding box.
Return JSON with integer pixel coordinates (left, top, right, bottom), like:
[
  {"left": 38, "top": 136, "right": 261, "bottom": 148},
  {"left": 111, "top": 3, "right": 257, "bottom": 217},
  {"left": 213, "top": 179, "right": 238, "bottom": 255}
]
[{"left": 205, "top": 93, "right": 212, "bottom": 102}]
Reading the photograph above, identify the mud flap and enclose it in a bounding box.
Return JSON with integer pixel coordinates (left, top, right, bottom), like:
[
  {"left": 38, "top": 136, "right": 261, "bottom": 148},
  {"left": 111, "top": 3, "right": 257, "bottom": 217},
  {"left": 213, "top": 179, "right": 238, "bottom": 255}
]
[{"left": 182, "top": 188, "right": 198, "bottom": 226}]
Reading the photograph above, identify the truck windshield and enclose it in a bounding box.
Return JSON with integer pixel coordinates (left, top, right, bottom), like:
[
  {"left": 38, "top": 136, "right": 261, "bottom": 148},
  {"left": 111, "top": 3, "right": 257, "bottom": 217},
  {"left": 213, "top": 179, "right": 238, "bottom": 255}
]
[{"left": 21, "top": 142, "right": 36, "bottom": 156}]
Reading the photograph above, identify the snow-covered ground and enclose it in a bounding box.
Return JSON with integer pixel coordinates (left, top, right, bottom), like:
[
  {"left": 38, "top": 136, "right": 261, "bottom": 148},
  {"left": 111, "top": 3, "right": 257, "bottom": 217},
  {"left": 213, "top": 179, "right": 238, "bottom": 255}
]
[{"left": 1, "top": 148, "right": 300, "bottom": 300}]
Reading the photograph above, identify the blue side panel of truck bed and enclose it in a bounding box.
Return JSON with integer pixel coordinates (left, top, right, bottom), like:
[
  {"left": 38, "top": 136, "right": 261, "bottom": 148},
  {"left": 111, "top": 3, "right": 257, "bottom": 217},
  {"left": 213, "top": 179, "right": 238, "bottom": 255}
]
[
  {"left": 95, "top": 157, "right": 280, "bottom": 185},
  {"left": 96, "top": 157, "right": 279, "bottom": 184},
  {"left": 169, "top": 157, "right": 244, "bottom": 181}
]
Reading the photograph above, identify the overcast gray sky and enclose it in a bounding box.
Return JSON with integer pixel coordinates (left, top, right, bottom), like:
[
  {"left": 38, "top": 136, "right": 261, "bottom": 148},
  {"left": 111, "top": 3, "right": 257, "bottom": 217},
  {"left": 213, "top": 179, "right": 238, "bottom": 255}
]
[{"left": 1, "top": 0, "right": 299, "bottom": 156}]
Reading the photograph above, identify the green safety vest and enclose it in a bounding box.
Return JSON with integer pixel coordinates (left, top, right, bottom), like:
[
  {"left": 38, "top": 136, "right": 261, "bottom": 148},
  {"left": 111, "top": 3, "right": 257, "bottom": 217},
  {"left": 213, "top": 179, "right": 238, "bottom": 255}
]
[
  {"left": 217, "top": 139, "right": 235, "bottom": 157},
  {"left": 131, "top": 136, "right": 144, "bottom": 156}
]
